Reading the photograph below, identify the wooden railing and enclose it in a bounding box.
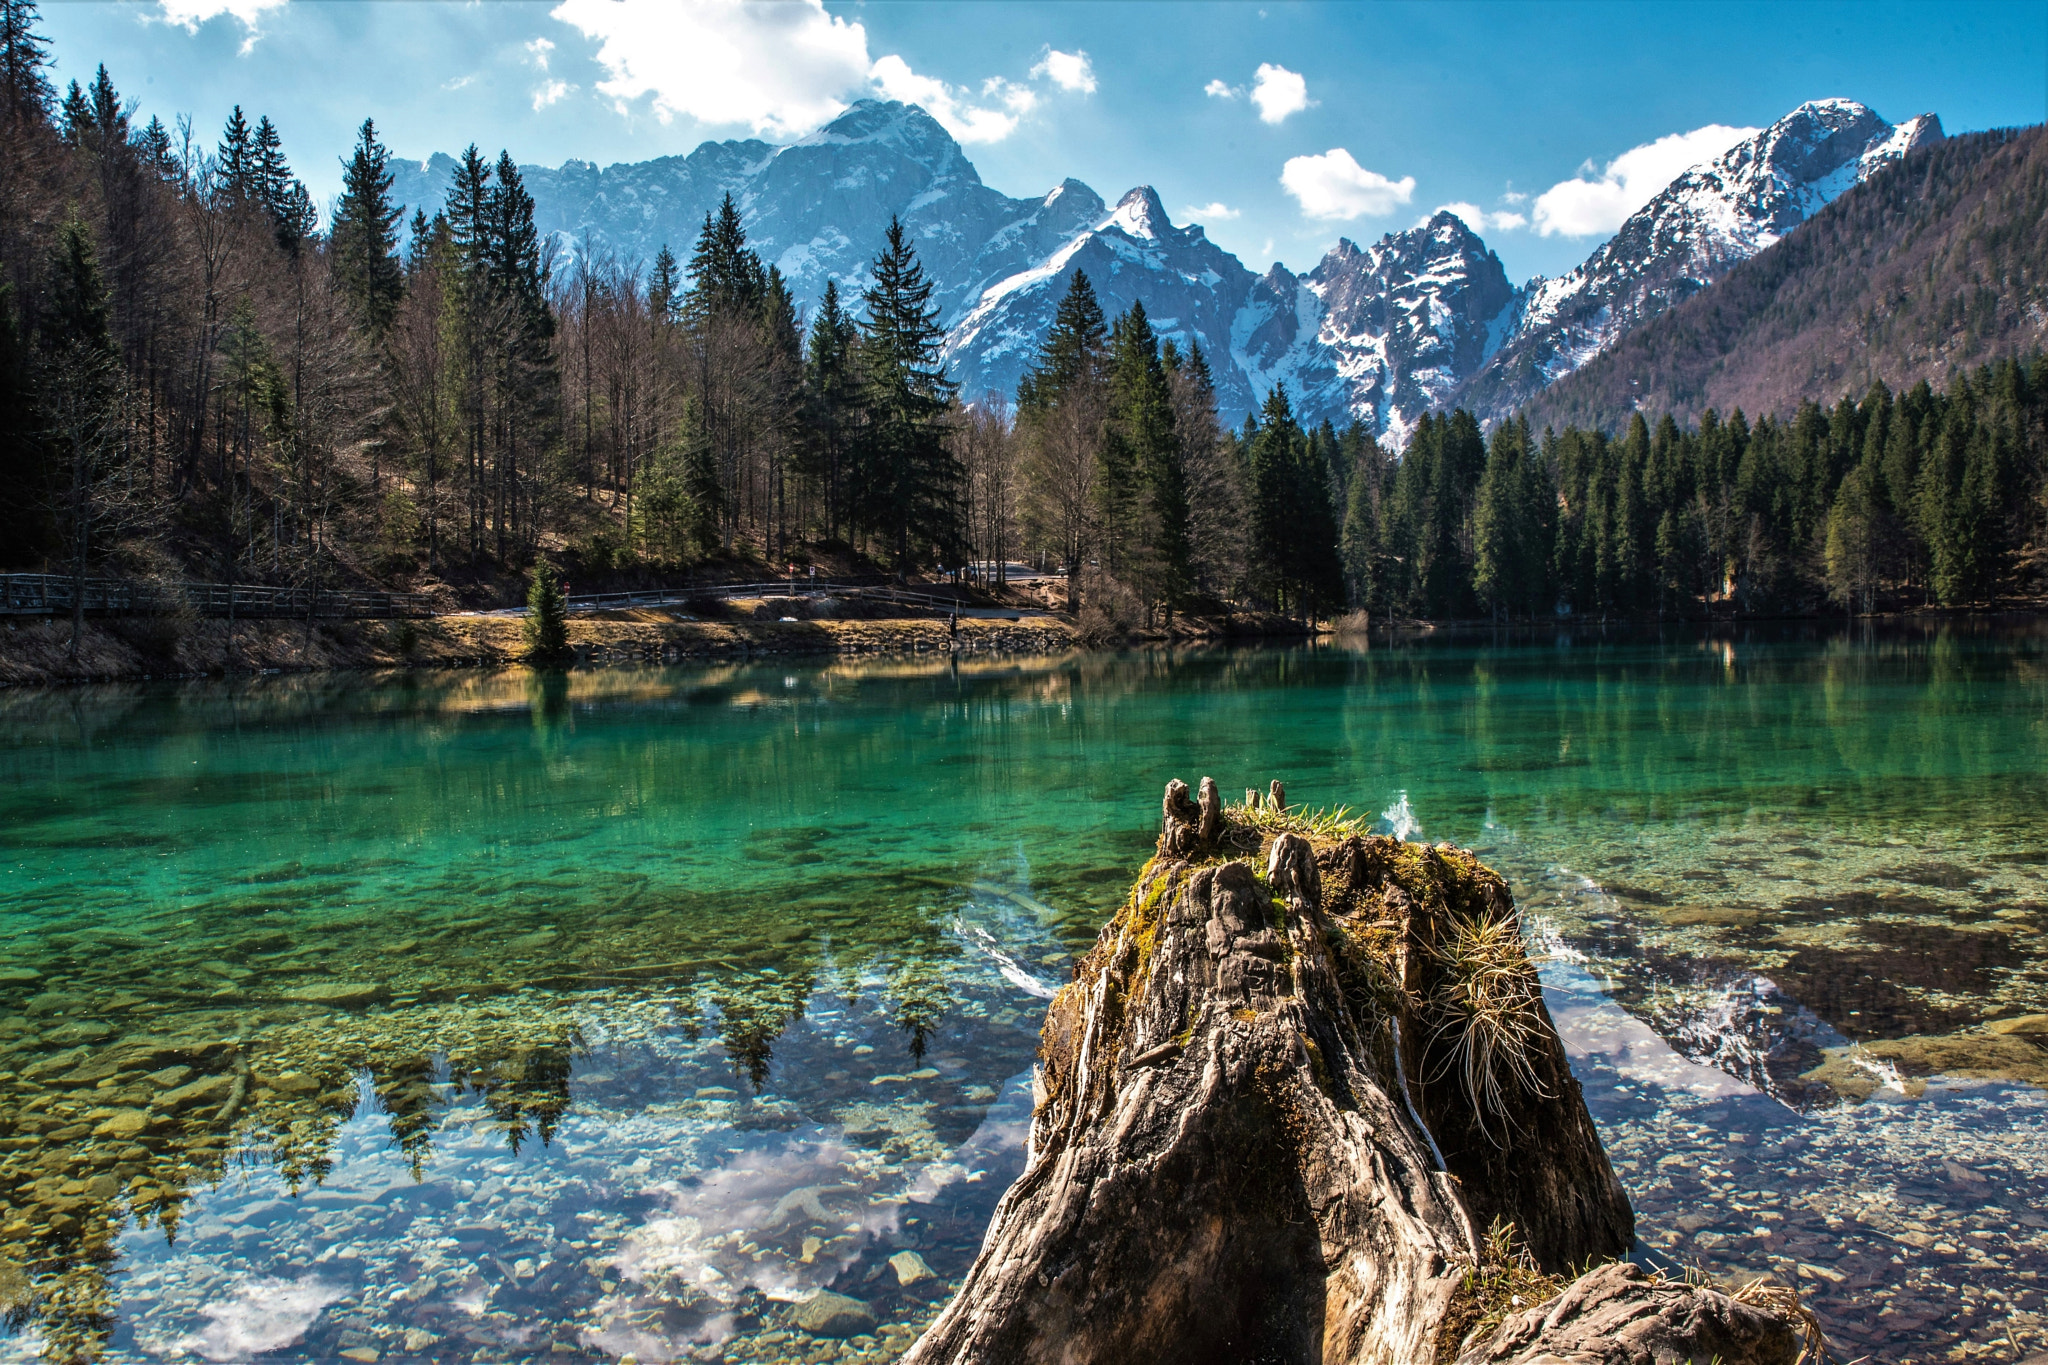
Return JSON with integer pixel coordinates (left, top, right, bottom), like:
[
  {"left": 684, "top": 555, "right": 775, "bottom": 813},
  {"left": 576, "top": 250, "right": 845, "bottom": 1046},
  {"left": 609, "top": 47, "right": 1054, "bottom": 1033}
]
[{"left": 0, "top": 574, "right": 436, "bottom": 620}]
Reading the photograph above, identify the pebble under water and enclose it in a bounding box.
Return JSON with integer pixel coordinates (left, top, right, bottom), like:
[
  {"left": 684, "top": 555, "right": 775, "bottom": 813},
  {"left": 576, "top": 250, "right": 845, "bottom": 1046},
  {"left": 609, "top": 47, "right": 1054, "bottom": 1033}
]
[{"left": 1, "top": 625, "right": 2045, "bottom": 1363}]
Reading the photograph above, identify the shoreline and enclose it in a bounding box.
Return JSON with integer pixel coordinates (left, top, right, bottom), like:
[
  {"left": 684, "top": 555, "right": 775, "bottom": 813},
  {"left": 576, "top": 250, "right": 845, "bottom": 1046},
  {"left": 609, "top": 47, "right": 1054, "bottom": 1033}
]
[{"left": 3, "top": 602, "right": 2041, "bottom": 689}]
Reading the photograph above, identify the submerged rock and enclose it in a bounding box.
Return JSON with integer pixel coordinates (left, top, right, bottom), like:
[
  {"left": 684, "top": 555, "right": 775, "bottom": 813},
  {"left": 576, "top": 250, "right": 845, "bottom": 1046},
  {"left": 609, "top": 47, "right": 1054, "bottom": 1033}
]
[
  {"left": 905, "top": 778, "right": 1806, "bottom": 1365},
  {"left": 794, "top": 1290, "right": 877, "bottom": 1337},
  {"left": 283, "top": 981, "right": 385, "bottom": 1008}
]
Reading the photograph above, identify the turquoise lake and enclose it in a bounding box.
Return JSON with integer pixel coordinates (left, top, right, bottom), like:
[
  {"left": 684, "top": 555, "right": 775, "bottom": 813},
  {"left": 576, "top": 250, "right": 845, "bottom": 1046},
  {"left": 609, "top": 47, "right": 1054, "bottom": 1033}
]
[{"left": 2, "top": 625, "right": 2046, "bottom": 1363}]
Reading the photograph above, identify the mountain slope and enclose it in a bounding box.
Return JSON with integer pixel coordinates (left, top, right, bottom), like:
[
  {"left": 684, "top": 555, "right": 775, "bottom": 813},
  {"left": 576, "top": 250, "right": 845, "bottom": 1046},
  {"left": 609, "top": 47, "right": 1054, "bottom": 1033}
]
[
  {"left": 1455, "top": 99, "right": 1942, "bottom": 424},
  {"left": 1518, "top": 125, "right": 2048, "bottom": 433}
]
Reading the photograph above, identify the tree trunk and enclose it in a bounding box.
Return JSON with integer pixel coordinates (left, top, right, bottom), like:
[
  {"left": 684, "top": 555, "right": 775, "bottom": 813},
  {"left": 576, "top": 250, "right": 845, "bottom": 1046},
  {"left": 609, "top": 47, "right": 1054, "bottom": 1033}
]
[{"left": 905, "top": 781, "right": 1805, "bottom": 1365}]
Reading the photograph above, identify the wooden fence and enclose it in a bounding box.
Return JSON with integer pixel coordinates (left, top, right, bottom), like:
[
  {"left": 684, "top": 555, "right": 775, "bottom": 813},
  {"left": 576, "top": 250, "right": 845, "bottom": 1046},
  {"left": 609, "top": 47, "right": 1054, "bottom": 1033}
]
[{"left": 0, "top": 574, "right": 436, "bottom": 620}]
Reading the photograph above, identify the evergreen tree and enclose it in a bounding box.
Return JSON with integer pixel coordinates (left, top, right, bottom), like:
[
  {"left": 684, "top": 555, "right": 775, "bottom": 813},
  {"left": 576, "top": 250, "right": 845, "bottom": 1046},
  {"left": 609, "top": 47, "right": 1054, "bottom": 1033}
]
[
  {"left": 855, "top": 216, "right": 960, "bottom": 578},
  {"left": 1015, "top": 270, "right": 1109, "bottom": 607},
  {"left": 252, "top": 116, "right": 315, "bottom": 253},
  {"left": 217, "top": 105, "right": 257, "bottom": 203},
  {"left": 57, "top": 78, "right": 86, "bottom": 143},
  {"left": 648, "top": 245, "right": 681, "bottom": 326},
  {"left": 801, "top": 277, "right": 858, "bottom": 540},
  {"left": 1017, "top": 270, "right": 1107, "bottom": 413},
  {"left": 1246, "top": 386, "right": 1342, "bottom": 619},
  {"left": 39, "top": 214, "right": 129, "bottom": 658},
  {"left": 685, "top": 193, "right": 765, "bottom": 320},
  {"left": 0, "top": 0, "right": 52, "bottom": 124},
  {"left": 132, "top": 115, "right": 176, "bottom": 178},
  {"left": 523, "top": 553, "right": 569, "bottom": 658},
  {"left": 331, "top": 117, "right": 404, "bottom": 337},
  {"left": 1101, "top": 300, "right": 1190, "bottom": 616}
]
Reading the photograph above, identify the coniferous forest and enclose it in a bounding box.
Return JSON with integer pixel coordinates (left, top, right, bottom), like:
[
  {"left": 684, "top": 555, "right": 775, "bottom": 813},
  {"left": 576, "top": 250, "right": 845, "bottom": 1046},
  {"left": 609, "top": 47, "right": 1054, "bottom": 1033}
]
[{"left": 1, "top": 0, "right": 2044, "bottom": 630}]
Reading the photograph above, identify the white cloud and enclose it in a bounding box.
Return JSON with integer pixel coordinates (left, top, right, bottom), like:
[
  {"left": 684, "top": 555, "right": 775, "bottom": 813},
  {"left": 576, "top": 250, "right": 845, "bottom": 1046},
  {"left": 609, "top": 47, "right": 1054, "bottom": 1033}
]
[
  {"left": 552, "top": 0, "right": 872, "bottom": 137},
  {"left": 155, "top": 0, "right": 286, "bottom": 51},
  {"left": 1204, "top": 78, "right": 1238, "bottom": 99},
  {"left": 1281, "top": 148, "right": 1414, "bottom": 220},
  {"left": 1032, "top": 48, "right": 1095, "bottom": 94},
  {"left": 527, "top": 36, "right": 556, "bottom": 67},
  {"left": 1185, "top": 201, "right": 1240, "bottom": 221},
  {"left": 533, "top": 79, "right": 573, "bottom": 111},
  {"left": 1434, "top": 201, "right": 1527, "bottom": 233},
  {"left": 443, "top": 74, "right": 476, "bottom": 92},
  {"left": 1250, "top": 63, "right": 1310, "bottom": 124},
  {"left": 870, "top": 55, "right": 1019, "bottom": 144},
  {"left": 552, "top": 0, "right": 1045, "bottom": 144},
  {"left": 1532, "top": 123, "right": 1757, "bottom": 236}
]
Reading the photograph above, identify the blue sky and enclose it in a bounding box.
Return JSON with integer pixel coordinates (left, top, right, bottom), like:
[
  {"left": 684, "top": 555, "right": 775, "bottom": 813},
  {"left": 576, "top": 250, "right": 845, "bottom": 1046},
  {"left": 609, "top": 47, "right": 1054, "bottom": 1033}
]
[{"left": 37, "top": 0, "right": 2048, "bottom": 283}]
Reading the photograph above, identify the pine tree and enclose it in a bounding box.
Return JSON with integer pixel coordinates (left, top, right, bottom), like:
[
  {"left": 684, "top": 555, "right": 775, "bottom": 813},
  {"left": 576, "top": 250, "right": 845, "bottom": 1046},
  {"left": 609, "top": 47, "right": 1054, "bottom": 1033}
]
[
  {"left": 648, "top": 245, "right": 680, "bottom": 326},
  {"left": 332, "top": 117, "right": 405, "bottom": 338},
  {"left": 133, "top": 115, "right": 176, "bottom": 178},
  {"left": 1101, "top": 300, "right": 1190, "bottom": 617},
  {"left": 246, "top": 117, "right": 315, "bottom": 254},
  {"left": 57, "top": 79, "right": 86, "bottom": 143},
  {"left": 798, "top": 279, "right": 857, "bottom": 542},
  {"left": 0, "top": 0, "right": 52, "bottom": 124},
  {"left": 855, "top": 216, "right": 960, "bottom": 578},
  {"left": 685, "top": 193, "right": 765, "bottom": 320},
  {"left": 40, "top": 214, "right": 128, "bottom": 659},
  {"left": 1017, "top": 270, "right": 1107, "bottom": 413},
  {"left": 523, "top": 553, "right": 569, "bottom": 658},
  {"left": 218, "top": 105, "right": 257, "bottom": 204}
]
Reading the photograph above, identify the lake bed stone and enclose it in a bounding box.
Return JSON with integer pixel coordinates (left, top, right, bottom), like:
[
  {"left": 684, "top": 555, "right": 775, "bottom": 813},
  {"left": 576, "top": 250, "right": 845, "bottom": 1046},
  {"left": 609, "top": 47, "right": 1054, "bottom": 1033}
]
[
  {"left": 794, "top": 1292, "right": 876, "bottom": 1337},
  {"left": 888, "top": 1251, "right": 935, "bottom": 1286},
  {"left": 283, "top": 982, "right": 385, "bottom": 1008}
]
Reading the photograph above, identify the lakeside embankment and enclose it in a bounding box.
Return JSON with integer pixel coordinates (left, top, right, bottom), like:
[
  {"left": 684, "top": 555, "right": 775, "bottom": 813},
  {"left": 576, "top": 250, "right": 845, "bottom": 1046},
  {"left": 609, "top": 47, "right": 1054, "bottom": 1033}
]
[
  {"left": 0, "top": 591, "right": 1338, "bottom": 686},
  {"left": 0, "top": 610, "right": 1082, "bottom": 687}
]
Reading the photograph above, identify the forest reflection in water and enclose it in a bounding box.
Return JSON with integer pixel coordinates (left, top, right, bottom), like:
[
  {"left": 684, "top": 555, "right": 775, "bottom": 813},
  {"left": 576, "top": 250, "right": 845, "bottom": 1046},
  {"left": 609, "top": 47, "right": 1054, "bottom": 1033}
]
[{"left": 1, "top": 620, "right": 2045, "bottom": 1361}]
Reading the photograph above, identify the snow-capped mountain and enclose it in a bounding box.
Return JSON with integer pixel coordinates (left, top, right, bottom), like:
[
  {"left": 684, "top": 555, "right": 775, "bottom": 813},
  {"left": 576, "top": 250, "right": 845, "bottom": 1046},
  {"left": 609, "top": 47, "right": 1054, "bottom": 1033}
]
[
  {"left": 1452, "top": 99, "right": 1943, "bottom": 424},
  {"left": 1231, "top": 213, "right": 1518, "bottom": 443},
  {"left": 386, "top": 101, "right": 1107, "bottom": 326},
  {"left": 941, "top": 186, "right": 1263, "bottom": 416},
  {"left": 390, "top": 96, "right": 1941, "bottom": 435}
]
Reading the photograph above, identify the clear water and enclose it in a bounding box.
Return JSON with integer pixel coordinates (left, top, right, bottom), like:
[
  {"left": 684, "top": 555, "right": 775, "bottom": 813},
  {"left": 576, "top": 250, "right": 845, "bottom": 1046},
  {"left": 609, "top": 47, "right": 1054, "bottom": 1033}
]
[{"left": 2, "top": 627, "right": 2046, "bottom": 1363}]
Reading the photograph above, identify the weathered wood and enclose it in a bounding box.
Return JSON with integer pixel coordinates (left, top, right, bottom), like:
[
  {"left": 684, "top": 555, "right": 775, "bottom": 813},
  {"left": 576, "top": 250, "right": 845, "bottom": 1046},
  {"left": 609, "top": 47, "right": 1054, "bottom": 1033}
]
[
  {"left": 906, "top": 780, "right": 1806, "bottom": 1365},
  {"left": 1197, "top": 776, "right": 1223, "bottom": 845},
  {"left": 1455, "top": 1262, "right": 1804, "bottom": 1365}
]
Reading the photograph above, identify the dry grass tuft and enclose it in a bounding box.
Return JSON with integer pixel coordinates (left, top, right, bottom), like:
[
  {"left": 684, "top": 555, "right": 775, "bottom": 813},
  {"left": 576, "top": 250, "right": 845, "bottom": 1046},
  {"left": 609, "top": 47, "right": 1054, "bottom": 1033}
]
[
  {"left": 1727, "top": 1275, "right": 1827, "bottom": 1362},
  {"left": 1426, "top": 910, "right": 1552, "bottom": 1140},
  {"left": 1221, "top": 799, "right": 1370, "bottom": 850},
  {"left": 1434, "top": 1219, "right": 1566, "bottom": 1361}
]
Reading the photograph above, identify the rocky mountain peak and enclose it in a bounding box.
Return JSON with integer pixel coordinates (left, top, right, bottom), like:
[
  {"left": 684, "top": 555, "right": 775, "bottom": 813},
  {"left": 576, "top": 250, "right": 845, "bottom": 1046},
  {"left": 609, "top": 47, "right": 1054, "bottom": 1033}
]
[{"left": 1108, "top": 186, "right": 1172, "bottom": 240}]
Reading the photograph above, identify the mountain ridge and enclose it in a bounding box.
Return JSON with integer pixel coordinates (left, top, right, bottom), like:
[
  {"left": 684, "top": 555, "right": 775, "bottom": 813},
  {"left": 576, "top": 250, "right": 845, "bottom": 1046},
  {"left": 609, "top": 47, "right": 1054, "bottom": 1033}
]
[
  {"left": 1515, "top": 124, "right": 2048, "bottom": 434},
  {"left": 388, "top": 96, "right": 1943, "bottom": 433}
]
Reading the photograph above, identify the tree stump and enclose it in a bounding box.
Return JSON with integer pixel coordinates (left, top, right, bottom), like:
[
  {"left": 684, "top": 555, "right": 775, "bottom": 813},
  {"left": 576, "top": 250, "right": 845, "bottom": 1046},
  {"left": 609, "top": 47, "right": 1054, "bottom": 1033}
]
[{"left": 903, "top": 780, "right": 1808, "bottom": 1365}]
